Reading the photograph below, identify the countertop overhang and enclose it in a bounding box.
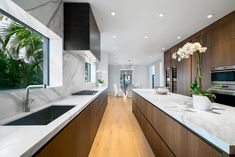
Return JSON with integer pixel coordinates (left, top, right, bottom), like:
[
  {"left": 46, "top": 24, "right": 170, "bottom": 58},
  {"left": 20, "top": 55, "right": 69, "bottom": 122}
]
[
  {"left": 133, "top": 89, "right": 235, "bottom": 155},
  {"left": 0, "top": 87, "right": 107, "bottom": 157}
]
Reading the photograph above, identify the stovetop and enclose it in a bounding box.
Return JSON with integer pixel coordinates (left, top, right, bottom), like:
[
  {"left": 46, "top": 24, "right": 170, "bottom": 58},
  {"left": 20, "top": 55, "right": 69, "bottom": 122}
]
[{"left": 72, "top": 90, "right": 98, "bottom": 95}]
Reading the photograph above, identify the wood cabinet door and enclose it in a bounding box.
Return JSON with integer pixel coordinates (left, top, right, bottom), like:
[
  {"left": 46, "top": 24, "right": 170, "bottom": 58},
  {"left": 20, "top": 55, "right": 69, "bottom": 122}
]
[
  {"left": 191, "top": 31, "right": 212, "bottom": 89},
  {"left": 35, "top": 121, "right": 74, "bottom": 157},
  {"left": 211, "top": 12, "right": 235, "bottom": 67},
  {"left": 164, "top": 50, "right": 171, "bottom": 68},
  {"left": 176, "top": 56, "right": 192, "bottom": 96},
  {"left": 211, "top": 38, "right": 235, "bottom": 67},
  {"left": 90, "top": 100, "right": 98, "bottom": 144},
  {"left": 164, "top": 51, "right": 172, "bottom": 90},
  {"left": 133, "top": 103, "right": 174, "bottom": 157},
  {"left": 79, "top": 106, "right": 92, "bottom": 157}
]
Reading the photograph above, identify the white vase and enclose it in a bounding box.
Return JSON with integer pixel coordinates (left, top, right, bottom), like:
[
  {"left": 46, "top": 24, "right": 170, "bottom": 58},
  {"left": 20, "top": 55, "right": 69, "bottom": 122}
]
[
  {"left": 98, "top": 83, "right": 103, "bottom": 87},
  {"left": 193, "top": 95, "right": 212, "bottom": 111}
]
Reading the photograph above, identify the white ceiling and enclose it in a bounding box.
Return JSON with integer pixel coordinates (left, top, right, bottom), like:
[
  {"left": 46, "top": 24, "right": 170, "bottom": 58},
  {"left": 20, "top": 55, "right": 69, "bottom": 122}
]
[{"left": 64, "top": 0, "right": 235, "bottom": 65}]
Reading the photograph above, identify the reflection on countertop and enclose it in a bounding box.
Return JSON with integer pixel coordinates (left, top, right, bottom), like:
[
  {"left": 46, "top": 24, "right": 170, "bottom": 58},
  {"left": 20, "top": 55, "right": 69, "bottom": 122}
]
[{"left": 133, "top": 89, "right": 235, "bottom": 154}]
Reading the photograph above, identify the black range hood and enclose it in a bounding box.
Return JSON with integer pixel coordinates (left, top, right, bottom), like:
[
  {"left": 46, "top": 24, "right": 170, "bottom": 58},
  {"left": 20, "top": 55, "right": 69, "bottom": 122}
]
[{"left": 64, "top": 3, "right": 100, "bottom": 62}]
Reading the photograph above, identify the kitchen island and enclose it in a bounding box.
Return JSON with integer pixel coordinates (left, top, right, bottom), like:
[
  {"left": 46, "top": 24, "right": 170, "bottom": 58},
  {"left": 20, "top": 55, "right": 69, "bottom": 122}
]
[{"left": 132, "top": 89, "right": 235, "bottom": 157}]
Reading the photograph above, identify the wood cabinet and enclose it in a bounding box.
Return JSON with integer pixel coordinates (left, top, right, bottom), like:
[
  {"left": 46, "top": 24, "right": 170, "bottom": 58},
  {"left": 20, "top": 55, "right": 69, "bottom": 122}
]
[
  {"left": 176, "top": 55, "right": 192, "bottom": 96},
  {"left": 164, "top": 50, "right": 172, "bottom": 90},
  {"left": 210, "top": 11, "right": 235, "bottom": 67},
  {"left": 132, "top": 92, "right": 225, "bottom": 157},
  {"left": 133, "top": 102, "right": 174, "bottom": 157},
  {"left": 164, "top": 46, "right": 192, "bottom": 95},
  {"left": 64, "top": 3, "right": 101, "bottom": 61},
  {"left": 191, "top": 30, "right": 212, "bottom": 89},
  {"left": 164, "top": 11, "right": 235, "bottom": 95},
  {"left": 34, "top": 90, "right": 108, "bottom": 157}
]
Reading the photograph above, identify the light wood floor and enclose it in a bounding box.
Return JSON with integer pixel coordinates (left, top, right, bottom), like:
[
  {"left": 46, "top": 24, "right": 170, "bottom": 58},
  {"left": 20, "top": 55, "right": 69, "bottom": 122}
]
[{"left": 89, "top": 96, "right": 155, "bottom": 157}]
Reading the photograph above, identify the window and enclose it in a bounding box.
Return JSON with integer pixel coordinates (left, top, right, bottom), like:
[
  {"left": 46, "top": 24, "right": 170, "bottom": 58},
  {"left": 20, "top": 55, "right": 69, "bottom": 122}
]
[
  {"left": 85, "top": 62, "right": 91, "bottom": 82},
  {"left": 85, "top": 62, "right": 96, "bottom": 83},
  {"left": 0, "top": 12, "right": 49, "bottom": 90}
]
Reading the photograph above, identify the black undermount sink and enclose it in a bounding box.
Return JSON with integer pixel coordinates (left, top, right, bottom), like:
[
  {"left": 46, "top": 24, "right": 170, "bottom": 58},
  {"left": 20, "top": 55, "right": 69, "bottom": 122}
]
[
  {"left": 4, "top": 105, "right": 75, "bottom": 126},
  {"left": 72, "top": 90, "right": 98, "bottom": 95}
]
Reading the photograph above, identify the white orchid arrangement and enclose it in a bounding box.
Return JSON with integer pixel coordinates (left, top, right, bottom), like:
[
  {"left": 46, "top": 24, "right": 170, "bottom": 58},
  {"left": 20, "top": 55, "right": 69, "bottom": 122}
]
[
  {"left": 172, "top": 42, "right": 207, "bottom": 62},
  {"left": 172, "top": 42, "right": 218, "bottom": 102}
]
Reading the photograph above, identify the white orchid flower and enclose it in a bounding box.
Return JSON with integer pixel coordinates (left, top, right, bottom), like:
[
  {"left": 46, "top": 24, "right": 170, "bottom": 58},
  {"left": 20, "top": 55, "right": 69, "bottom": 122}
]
[{"left": 172, "top": 42, "right": 207, "bottom": 61}]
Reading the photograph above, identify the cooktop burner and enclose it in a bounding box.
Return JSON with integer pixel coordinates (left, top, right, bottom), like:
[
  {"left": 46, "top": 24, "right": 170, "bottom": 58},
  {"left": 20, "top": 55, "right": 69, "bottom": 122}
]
[{"left": 72, "top": 90, "right": 98, "bottom": 95}]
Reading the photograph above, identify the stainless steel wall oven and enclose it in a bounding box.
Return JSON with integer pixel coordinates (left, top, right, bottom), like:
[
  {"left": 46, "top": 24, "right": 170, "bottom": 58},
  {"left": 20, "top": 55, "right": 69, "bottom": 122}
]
[{"left": 211, "top": 65, "right": 235, "bottom": 106}]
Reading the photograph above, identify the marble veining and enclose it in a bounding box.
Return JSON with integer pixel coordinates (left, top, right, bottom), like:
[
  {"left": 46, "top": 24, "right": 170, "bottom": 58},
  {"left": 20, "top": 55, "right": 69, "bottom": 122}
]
[
  {"left": 0, "top": 0, "right": 97, "bottom": 120},
  {"left": 133, "top": 89, "right": 235, "bottom": 154},
  {"left": 13, "top": 0, "right": 63, "bottom": 37},
  {"left": 0, "top": 87, "right": 107, "bottom": 157}
]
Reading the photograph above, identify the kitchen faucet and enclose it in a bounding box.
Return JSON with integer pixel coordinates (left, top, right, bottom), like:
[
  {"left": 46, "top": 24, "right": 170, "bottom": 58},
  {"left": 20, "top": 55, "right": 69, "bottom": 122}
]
[{"left": 24, "top": 84, "right": 47, "bottom": 112}]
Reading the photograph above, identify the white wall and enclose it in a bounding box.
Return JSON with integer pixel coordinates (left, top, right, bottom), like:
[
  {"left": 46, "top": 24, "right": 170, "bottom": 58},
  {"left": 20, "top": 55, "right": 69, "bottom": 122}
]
[
  {"left": 97, "top": 52, "right": 109, "bottom": 86},
  {"left": 148, "top": 53, "right": 164, "bottom": 87},
  {"left": 108, "top": 65, "right": 121, "bottom": 93},
  {"left": 132, "top": 65, "right": 149, "bottom": 89},
  {"left": 148, "top": 65, "right": 155, "bottom": 88},
  {"left": 108, "top": 65, "right": 149, "bottom": 93}
]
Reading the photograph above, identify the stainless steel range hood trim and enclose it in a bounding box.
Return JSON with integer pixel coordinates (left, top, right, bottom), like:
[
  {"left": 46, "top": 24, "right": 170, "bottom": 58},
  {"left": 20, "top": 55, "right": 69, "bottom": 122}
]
[
  {"left": 67, "top": 50, "right": 99, "bottom": 63},
  {"left": 212, "top": 65, "right": 235, "bottom": 71},
  {"left": 211, "top": 89, "right": 235, "bottom": 96}
]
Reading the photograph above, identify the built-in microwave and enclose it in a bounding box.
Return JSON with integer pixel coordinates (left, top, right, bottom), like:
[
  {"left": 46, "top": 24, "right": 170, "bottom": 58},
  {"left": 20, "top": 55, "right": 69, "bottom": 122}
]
[
  {"left": 211, "top": 65, "right": 235, "bottom": 92},
  {"left": 211, "top": 65, "right": 235, "bottom": 106},
  {"left": 212, "top": 65, "right": 235, "bottom": 84}
]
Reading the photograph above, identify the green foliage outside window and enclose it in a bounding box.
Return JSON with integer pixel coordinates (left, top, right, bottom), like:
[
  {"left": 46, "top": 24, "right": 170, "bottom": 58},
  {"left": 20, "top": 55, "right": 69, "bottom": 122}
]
[{"left": 0, "top": 13, "right": 44, "bottom": 90}]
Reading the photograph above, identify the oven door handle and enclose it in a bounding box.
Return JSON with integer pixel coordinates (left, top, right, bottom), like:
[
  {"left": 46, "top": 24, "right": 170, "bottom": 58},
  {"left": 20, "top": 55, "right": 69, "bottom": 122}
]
[{"left": 211, "top": 89, "right": 235, "bottom": 96}]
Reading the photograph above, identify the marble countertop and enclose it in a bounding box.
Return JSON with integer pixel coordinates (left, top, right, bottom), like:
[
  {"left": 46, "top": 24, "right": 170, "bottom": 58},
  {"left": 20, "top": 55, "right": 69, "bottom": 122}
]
[
  {"left": 0, "top": 87, "right": 107, "bottom": 157},
  {"left": 133, "top": 89, "right": 235, "bottom": 154}
]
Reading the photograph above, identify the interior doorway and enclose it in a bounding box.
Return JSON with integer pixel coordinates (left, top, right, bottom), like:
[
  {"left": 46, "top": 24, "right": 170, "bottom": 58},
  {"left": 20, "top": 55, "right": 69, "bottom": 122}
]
[{"left": 120, "top": 69, "right": 133, "bottom": 96}]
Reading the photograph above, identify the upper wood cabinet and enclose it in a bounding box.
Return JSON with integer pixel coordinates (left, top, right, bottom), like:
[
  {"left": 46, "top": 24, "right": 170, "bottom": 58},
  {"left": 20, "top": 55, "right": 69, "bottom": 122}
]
[
  {"left": 164, "top": 50, "right": 171, "bottom": 89},
  {"left": 211, "top": 11, "right": 235, "bottom": 67},
  {"left": 191, "top": 31, "right": 212, "bottom": 89},
  {"left": 164, "top": 11, "right": 235, "bottom": 96},
  {"left": 64, "top": 3, "right": 101, "bottom": 61},
  {"left": 176, "top": 56, "right": 192, "bottom": 96},
  {"left": 164, "top": 50, "right": 171, "bottom": 67}
]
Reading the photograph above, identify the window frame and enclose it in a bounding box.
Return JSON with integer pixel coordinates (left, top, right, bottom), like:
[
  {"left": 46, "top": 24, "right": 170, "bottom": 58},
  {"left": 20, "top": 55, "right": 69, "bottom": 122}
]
[
  {"left": 85, "top": 62, "right": 96, "bottom": 83},
  {"left": 0, "top": 9, "right": 50, "bottom": 92}
]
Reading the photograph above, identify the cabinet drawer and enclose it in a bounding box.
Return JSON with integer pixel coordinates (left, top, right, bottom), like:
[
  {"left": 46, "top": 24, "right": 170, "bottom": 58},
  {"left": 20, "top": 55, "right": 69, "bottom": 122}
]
[
  {"left": 133, "top": 93, "right": 223, "bottom": 157},
  {"left": 133, "top": 103, "right": 175, "bottom": 157}
]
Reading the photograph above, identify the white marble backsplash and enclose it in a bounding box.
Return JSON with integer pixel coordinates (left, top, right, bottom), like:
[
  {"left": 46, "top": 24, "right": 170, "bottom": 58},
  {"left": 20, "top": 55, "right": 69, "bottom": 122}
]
[
  {"left": 0, "top": 0, "right": 97, "bottom": 120},
  {"left": 13, "top": 0, "right": 63, "bottom": 37}
]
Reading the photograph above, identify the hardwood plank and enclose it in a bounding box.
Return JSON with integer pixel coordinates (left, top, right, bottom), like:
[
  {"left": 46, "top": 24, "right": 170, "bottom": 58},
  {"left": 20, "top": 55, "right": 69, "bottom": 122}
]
[{"left": 89, "top": 96, "right": 155, "bottom": 157}]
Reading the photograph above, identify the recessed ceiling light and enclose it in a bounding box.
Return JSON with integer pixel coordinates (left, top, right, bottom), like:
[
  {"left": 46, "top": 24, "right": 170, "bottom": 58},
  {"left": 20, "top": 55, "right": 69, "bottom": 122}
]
[
  {"left": 177, "top": 36, "right": 182, "bottom": 39},
  {"left": 150, "top": 56, "right": 153, "bottom": 58},
  {"left": 207, "top": 14, "right": 213, "bottom": 19},
  {"left": 162, "top": 47, "right": 165, "bottom": 50},
  {"left": 158, "top": 13, "right": 164, "bottom": 17},
  {"left": 112, "top": 35, "right": 117, "bottom": 38},
  {"left": 113, "top": 46, "right": 117, "bottom": 50},
  {"left": 111, "top": 12, "right": 116, "bottom": 16},
  {"left": 144, "top": 35, "right": 148, "bottom": 39}
]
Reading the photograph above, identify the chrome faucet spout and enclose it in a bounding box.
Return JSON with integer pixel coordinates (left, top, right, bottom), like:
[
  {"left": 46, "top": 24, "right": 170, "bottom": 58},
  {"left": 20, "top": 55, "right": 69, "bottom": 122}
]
[{"left": 24, "top": 84, "right": 46, "bottom": 112}]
